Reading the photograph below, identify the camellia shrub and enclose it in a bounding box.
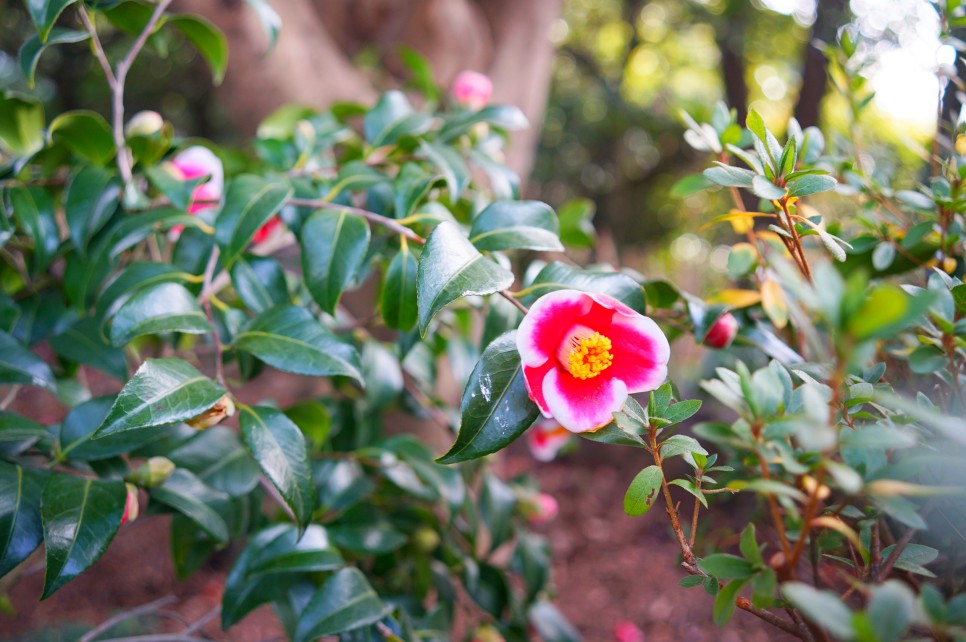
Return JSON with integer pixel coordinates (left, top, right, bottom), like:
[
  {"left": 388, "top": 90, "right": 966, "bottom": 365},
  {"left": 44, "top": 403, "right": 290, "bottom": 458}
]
[{"left": 0, "top": 2, "right": 964, "bottom": 642}]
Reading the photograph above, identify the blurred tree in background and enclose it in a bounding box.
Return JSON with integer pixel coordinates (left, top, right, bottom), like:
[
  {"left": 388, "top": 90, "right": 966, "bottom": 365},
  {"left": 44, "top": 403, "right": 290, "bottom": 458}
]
[{"left": 0, "top": 0, "right": 954, "bottom": 254}]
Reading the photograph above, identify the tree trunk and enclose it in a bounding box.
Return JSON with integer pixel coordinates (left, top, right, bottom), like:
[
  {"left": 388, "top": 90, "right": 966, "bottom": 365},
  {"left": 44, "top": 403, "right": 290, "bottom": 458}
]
[
  {"left": 180, "top": 0, "right": 562, "bottom": 179},
  {"left": 794, "top": 0, "right": 846, "bottom": 128}
]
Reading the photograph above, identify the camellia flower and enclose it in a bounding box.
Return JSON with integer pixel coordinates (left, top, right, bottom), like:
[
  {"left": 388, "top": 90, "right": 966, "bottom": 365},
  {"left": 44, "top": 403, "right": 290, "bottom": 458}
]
[
  {"left": 451, "top": 70, "right": 493, "bottom": 110},
  {"left": 703, "top": 311, "right": 739, "bottom": 349},
  {"left": 518, "top": 491, "right": 559, "bottom": 525},
  {"left": 517, "top": 289, "right": 670, "bottom": 433},
  {"left": 169, "top": 145, "right": 224, "bottom": 215},
  {"left": 527, "top": 418, "right": 572, "bottom": 462},
  {"left": 168, "top": 146, "right": 282, "bottom": 242}
]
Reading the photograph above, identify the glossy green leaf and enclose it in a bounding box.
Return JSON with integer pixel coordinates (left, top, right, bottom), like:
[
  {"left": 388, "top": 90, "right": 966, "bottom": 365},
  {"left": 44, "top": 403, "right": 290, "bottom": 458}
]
[
  {"left": 18, "top": 27, "right": 88, "bottom": 88},
  {"left": 623, "top": 465, "right": 662, "bottom": 516},
  {"left": 0, "top": 412, "right": 46, "bottom": 457},
  {"left": 50, "top": 317, "right": 127, "bottom": 381},
  {"left": 751, "top": 175, "right": 786, "bottom": 200},
  {"left": 246, "top": 525, "right": 343, "bottom": 577},
  {"left": 419, "top": 141, "right": 469, "bottom": 199},
  {"left": 110, "top": 282, "right": 210, "bottom": 346},
  {"left": 0, "top": 330, "right": 55, "bottom": 390},
  {"left": 221, "top": 525, "right": 297, "bottom": 627},
  {"left": 145, "top": 165, "right": 204, "bottom": 212},
  {"left": 740, "top": 524, "right": 764, "bottom": 566},
  {"left": 468, "top": 148, "right": 520, "bottom": 199},
  {"left": 239, "top": 406, "right": 315, "bottom": 531},
  {"left": 439, "top": 104, "right": 529, "bottom": 140},
  {"left": 235, "top": 306, "right": 363, "bottom": 384},
  {"left": 416, "top": 222, "right": 513, "bottom": 335},
  {"left": 522, "top": 261, "right": 647, "bottom": 313},
  {"left": 294, "top": 568, "right": 392, "bottom": 642},
  {"left": 327, "top": 521, "right": 407, "bottom": 554},
  {"left": 64, "top": 166, "right": 121, "bottom": 257},
  {"left": 556, "top": 198, "right": 596, "bottom": 249},
  {"left": 0, "top": 462, "right": 46, "bottom": 577},
  {"left": 151, "top": 425, "right": 257, "bottom": 497},
  {"left": 868, "top": 580, "right": 915, "bottom": 642},
  {"left": 59, "top": 396, "right": 168, "bottom": 462},
  {"left": 8, "top": 185, "right": 59, "bottom": 274},
  {"left": 469, "top": 200, "right": 563, "bottom": 252},
  {"left": 394, "top": 164, "right": 438, "bottom": 219},
  {"left": 48, "top": 110, "right": 115, "bottom": 166},
  {"left": 40, "top": 474, "right": 126, "bottom": 598},
  {"left": 363, "top": 90, "right": 431, "bottom": 146},
  {"left": 166, "top": 15, "right": 228, "bottom": 84},
  {"left": 301, "top": 209, "right": 370, "bottom": 315},
  {"left": 215, "top": 175, "right": 292, "bottom": 268},
  {"left": 96, "top": 262, "right": 188, "bottom": 323},
  {"left": 151, "top": 469, "right": 229, "bottom": 543},
  {"left": 528, "top": 601, "right": 581, "bottom": 642},
  {"left": 25, "top": 0, "right": 77, "bottom": 42},
  {"left": 94, "top": 358, "right": 226, "bottom": 438},
  {"left": 230, "top": 254, "right": 288, "bottom": 313},
  {"left": 438, "top": 332, "right": 539, "bottom": 463},
  {"left": 0, "top": 91, "right": 44, "bottom": 155},
  {"left": 380, "top": 241, "right": 418, "bottom": 331}
]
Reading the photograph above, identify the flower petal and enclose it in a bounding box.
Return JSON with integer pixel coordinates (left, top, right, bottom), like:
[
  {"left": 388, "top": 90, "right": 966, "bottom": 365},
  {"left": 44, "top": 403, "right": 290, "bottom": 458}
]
[
  {"left": 516, "top": 289, "right": 592, "bottom": 367},
  {"left": 522, "top": 360, "right": 555, "bottom": 416},
  {"left": 542, "top": 368, "right": 627, "bottom": 433},
  {"left": 172, "top": 146, "right": 223, "bottom": 193},
  {"left": 606, "top": 312, "right": 670, "bottom": 393}
]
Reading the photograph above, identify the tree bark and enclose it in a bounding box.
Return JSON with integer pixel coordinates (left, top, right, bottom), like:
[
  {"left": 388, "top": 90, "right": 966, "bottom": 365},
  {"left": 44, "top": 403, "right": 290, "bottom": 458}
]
[
  {"left": 794, "top": 0, "right": 846, "bottom": 128},
  {"left": 180, "top": 0, "right": 562, "bottom": 179}
]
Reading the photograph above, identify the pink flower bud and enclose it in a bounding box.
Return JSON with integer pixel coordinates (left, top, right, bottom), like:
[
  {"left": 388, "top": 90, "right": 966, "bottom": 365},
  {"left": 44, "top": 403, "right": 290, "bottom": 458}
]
[
  {"left": 451, "top": 70, "right": 493, "bottom": 110},
  {"left": 120, "top": 484, "right": 139, "bottom": 526},
  {"left": 521, "top": 492, "right": 558, "bottom": 525},
  {"left": 613, "top": 620, "right": 645, "bottom": 642},
  {"left": 703, "top": 312, "right": 739, "bottom": 349}
]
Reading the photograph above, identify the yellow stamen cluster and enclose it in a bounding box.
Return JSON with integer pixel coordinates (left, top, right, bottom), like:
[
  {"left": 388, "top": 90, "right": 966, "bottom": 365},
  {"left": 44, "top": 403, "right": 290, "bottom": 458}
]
[{"left": 559, "top": 326, "right": 614, "bottom": 380}]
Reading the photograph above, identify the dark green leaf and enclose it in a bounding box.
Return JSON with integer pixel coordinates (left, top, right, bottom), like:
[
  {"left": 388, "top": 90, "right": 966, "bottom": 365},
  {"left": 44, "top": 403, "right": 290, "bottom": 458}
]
[
  {"left": 659, "top": 435, "right": 708, "bottom": 463},
  {"left": 301, "top": 209, "right": 370, "bottom": 315},
  {"left": 151, "top": 469, "right": 229, "bottom": 543},
  {"left": 166, "top": 15, "right": 228, "bottom": 84},
  {"left": 230, "top": 254, "right": 288, "bottom": 313},
  {"left": 380, "top": 241, "right": 418, "bottom": 331},
  {"left": 868, "top": 580, "right": 915, "bottom": 642},
  {"left": 59, "top": 396, "right": 170, "bottom": 461},
  {"left": 25, "top": 0, "right": 77, "bottom": 42},
  {"left": 48, "top": 110, "right": 115, "bottom": 166},
  {"left": 469, "top": 200, "right": 563, "bottom": 252},
  {"left": 394, "top": 164, "right": 438, "bottom": 219},
  {"left": 18, "top": 27, "right": 88, "bottom": 88},
  {"left": 740, "top": 524, "right": 763, "bottom": 565},
  {"left": 215, "top": 175, "right": 292, "bottom": 268},
  {"left": 328, "top": 522, "right": 407, "bottom": 554},
  {"left": 556, "top": 198, "right": 596, "bottom": 248},
  {"left": 145, "top": 165, "right": 204, "bottom": 211},
  {"left": 96, "top": 262, "right": 187, "bottom": 323},
  {"left": 416, "top": 222, "right": 513, "bottom": 335},
  {"left": 294, "top": 568, "right": 391, "bottom": 642},
  {"left": 879, "top": 543, "right": 938, "bottom": 577},
  {"left": 65, "top": 166, "right": 120, "bottom": 257},
  {"left": 110, "top": 282, "right": 210, "bottom": 346},
  {"left": 8, "top": 185, "right": 59, "bottom": 274},
  {"left": 438, "top": 332, "right": 538, "bottom": 463},
  {"left": 239, "top": 405, "right": 316, "bottom": 531},
  {"left": 0, "top": 462, "right": 46, "bottom": 576},
  {"left": 221, "top": 524, "right": 297, "bottom": 627},
  {"left": 662, "top": 399, "right": 702, "bottom": 425},
  {"left": 419, "top": 141, "right": 469, "bottom": 199},
  {"left": 235, "top": 306, "right": 363, "bottom": 384},
  {"left": 0, "top": 411, "right": 46, "bottom": 456},
  {"left": 246, "top": 525, "right": 343, "bottom": 576},
  {"left": 0, "top": 329, "right": 55, "bottom": 390},
  {"left": 522, "top": 261, "right": 647, "bottom": 314},
  {"left": 160, "top": 425, "right": 260, "bottom": 497},
  {"left": 41, "top": 474, "right": 126, "bottom": 598},
  {"left": 94, "top": 358, "right": 226, "bottom": 438}
]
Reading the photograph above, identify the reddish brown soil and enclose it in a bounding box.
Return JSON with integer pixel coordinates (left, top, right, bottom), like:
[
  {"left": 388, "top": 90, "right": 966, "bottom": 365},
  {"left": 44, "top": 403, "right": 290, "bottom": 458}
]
[{"left": 0, "top": 434, "right": 794, "bottom": 642}]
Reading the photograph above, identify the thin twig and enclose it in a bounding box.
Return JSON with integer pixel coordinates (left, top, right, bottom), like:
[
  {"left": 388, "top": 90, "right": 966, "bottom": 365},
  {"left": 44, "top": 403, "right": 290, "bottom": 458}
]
[
  {"left": 287, "top": 198, "right": 425, "bottom": 245},
  {"left": 79, "top": 596, "right": 178, "bottom": 642},
  {"left": 736, "top": 598, "right": 804, "bottom": 638},
  {"left": 181, "top": 604, "right": 220, "bottom": 635},
  {"left": 76, "top": 8, "right": 117, "bottom": 86},
  {"left": 500, "top": 290, "right": 528, "bottom": 314},
  {"left": 878, "top": 526, "right": 916, "bottom": 579}
]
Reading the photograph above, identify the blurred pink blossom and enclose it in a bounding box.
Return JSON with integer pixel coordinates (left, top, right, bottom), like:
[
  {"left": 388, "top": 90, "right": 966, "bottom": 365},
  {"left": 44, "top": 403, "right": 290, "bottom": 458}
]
[{"left": 451, "top": 70, "right": 493, "bottom": 110}]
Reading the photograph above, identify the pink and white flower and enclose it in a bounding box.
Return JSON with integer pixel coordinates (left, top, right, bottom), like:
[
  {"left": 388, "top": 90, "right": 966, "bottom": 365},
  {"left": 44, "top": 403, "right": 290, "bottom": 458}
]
[
  {"left": 517, "top": 289, "right": 670, "bottom": 433},
  {"left": 520, "top": 492, "right": 559, "bottom": 525},
  {"left": 613, "top": 620, "right": 645, "bottom": 642},
  {"left": 451, "top": 70, "right": 493, "bottom": 110},
  {"left": 527, "top": 418, "right": 572, "bottom": 462},
  {"left": 169, "top": 145, "right": 223, "bottom": 215},
  {"left": 704, "top": 312, "right": 739, "bottom": 349},
  {"left": 120, "top": 484, "right": 139, "bottom": 526}
]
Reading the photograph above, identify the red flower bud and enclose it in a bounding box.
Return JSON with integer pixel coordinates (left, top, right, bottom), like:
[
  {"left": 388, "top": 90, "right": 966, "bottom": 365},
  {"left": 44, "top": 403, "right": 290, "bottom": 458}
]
[
  {"left": 613, "top": 620, "right": 645, "bottom": 642},
  {"left": 703, "top": 312, "right": 739, "bottom": 349},
  {"left": 120, "top": 484, "right": 139, "bottom": 526}
]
